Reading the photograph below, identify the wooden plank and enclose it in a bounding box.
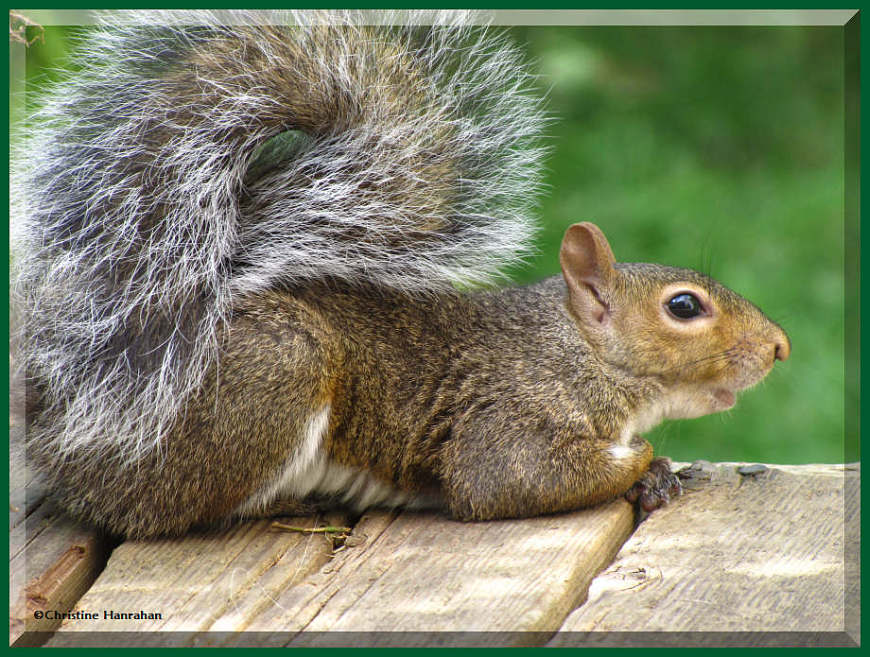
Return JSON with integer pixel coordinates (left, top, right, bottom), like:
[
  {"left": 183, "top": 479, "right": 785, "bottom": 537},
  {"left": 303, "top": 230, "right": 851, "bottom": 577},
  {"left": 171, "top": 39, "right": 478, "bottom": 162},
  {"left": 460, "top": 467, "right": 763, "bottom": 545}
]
[
  {"left": 9, "top": 499, "right": 111, "bottom": 647},
  {"left": 9, "top": 415, "right": 30, "bottom": 645},
  {"left": 9, "top": 420, "right": 48, "bottom": 534},
  {"left": 47, "top": 514, "right": 343, "bottom": 647},
  {"left": 32, "top": 461, "right": 855, "bottom": 647},
  {"left": 549, "top": 462, "right": 859, "bottom": 647},
  {"left": 10, "top": 408, "right": 112, "bottom": 648},
  {"left": 44, "top": 499, "right": 634, "bottom": 647},
  {"left": 231, "top": 499, "right": 634, "bottom": 647}
]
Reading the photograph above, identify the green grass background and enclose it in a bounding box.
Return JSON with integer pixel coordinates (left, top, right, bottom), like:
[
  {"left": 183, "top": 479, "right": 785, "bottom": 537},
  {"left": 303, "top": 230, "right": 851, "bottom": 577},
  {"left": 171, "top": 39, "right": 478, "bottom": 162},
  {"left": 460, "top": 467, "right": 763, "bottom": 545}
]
[{"left": 14, "top": 20, "right": 847, "bottom": 464}]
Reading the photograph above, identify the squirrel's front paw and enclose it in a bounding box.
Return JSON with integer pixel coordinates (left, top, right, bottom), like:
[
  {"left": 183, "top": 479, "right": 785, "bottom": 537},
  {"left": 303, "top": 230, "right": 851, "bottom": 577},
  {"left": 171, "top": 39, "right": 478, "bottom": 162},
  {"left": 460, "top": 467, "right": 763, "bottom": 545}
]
[{"left": 625, "top": 457, "right": 682, "bottom": 513}]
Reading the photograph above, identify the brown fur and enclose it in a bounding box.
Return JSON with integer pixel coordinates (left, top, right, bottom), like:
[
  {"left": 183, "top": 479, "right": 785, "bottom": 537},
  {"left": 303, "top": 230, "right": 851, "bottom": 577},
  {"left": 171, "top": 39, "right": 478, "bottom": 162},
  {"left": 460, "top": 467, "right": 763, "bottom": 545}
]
[{"left": 30, "top": 224, "right": 789, "bottom": 538}]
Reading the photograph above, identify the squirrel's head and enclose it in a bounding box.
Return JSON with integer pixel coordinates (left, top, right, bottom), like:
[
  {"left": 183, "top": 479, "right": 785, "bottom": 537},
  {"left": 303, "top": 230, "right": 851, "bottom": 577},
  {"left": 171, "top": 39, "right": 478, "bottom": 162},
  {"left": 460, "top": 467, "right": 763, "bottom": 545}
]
[{"left": 560, "top": 222, "right": 790, "bottom": 420}]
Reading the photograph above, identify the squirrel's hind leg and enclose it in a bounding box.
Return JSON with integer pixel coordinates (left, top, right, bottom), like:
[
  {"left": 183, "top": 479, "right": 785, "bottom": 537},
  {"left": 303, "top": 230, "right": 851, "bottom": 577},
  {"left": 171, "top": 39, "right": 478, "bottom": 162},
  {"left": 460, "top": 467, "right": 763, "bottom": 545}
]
[{"left": 30, "top": 291, "right": 338, "bottom": 538}]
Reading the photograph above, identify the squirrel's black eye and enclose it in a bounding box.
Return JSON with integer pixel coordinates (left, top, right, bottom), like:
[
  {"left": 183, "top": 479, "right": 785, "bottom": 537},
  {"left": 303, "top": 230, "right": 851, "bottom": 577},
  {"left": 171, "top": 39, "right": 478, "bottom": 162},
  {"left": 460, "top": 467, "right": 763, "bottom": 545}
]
[{"left": 667, "top": 293, "right": 703, "bottom": 319}]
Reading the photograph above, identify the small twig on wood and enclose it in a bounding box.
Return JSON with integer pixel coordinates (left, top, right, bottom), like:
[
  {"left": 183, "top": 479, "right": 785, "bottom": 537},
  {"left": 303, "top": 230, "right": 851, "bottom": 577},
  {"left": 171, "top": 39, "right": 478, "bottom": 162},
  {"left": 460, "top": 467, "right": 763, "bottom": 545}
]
[{"left": 270, "top": 522, "right": 352, "bottom": 535}]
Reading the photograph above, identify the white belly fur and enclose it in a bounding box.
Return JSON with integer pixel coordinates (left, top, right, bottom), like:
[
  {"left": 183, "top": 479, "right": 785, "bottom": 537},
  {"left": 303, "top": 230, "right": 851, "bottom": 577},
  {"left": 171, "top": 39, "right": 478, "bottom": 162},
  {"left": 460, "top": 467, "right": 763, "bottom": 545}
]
[{"left": 235, "top": 405, "right": 439, "bottom": 516}]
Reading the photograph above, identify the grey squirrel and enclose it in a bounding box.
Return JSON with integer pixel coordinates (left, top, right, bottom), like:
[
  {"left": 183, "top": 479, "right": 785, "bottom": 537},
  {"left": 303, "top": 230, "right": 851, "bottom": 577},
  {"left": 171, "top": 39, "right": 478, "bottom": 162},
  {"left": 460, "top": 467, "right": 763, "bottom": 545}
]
[{"left": 13, "top": 10, "right": 790, "bottom": 538}]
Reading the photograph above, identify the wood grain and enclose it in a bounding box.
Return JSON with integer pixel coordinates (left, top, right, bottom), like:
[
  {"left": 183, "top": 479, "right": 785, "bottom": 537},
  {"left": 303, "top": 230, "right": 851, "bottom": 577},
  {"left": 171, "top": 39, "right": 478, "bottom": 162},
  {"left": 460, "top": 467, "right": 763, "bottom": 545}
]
[
  {"left": 46, "top": 514, "right": 342, "bottom": 647},
  {"left": 10, "top": 490, "right": 110, "bottom": 646},
  {"left": 235, "top": 500, "right": 634, "bottom": 647},
  {"left": 45, "top": 500, "right": 634, "bottom": 647},
  {"left": 549, "top": 462, "right": 859, "bottom": 647},
  {"left": 10, "top": 401, "right": 113, "bottom": 648},
  {"left": 25, "top": 463, "right": 856, "bottom": 648}
]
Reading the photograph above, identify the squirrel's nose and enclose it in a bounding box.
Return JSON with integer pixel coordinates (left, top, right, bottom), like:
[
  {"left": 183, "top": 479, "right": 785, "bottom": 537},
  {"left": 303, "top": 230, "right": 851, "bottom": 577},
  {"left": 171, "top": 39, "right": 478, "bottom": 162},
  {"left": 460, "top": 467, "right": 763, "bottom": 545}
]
[{"left": 773, "top": 334, "right": 791, "bottom": 362}]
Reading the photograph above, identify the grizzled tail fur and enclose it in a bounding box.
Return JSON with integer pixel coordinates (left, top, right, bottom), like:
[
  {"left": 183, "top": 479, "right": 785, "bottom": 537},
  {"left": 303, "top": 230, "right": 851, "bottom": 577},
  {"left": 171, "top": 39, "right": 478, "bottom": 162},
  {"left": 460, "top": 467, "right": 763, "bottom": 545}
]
[{"left": 12, "top": 10, "right": 547, "bottom": 462}]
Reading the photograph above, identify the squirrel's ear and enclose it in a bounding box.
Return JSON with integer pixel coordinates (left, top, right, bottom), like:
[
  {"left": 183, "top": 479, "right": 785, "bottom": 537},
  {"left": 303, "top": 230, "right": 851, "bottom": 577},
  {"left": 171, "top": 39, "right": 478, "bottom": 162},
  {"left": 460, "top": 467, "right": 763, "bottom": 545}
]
[{"left": 559, "top": 222, "right": 617, "bottom": 326}]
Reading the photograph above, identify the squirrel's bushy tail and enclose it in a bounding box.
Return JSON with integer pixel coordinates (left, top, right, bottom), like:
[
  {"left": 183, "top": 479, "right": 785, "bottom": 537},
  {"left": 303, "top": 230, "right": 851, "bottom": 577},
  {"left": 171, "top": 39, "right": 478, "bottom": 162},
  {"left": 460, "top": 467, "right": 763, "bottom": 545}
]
[{"left": 13, "top": 10, "right": 547, "bottom": 461}]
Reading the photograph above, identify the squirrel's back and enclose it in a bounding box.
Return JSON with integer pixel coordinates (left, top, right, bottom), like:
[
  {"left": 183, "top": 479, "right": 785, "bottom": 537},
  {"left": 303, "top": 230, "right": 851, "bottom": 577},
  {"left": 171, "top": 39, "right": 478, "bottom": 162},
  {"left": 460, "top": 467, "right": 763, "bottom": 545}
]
[{"left": 13, "top": 10, "right": 547, "bottom": 462}]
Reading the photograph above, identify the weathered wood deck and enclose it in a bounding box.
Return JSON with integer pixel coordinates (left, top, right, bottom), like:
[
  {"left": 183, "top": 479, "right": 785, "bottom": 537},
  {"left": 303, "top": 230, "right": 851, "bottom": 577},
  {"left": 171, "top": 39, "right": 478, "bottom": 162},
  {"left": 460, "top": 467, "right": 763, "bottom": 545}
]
[{"left": 10, "top": 460, "right": 859, "bottom": 647}]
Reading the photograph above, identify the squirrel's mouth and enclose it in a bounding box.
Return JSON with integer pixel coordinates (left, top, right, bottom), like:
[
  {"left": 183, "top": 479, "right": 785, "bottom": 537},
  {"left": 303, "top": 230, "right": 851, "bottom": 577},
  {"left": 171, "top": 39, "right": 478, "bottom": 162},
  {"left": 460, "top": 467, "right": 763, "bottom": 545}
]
[{"left": 712, "top": 388, "right": 736, "bottom": 410}]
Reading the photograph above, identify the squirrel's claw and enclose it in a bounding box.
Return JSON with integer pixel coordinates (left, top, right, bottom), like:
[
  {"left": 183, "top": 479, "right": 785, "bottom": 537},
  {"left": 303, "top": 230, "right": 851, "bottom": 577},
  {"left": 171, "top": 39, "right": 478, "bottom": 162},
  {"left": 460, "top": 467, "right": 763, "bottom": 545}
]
[{"left": 625, "top": 457, "right": 683, "bottom": 513}]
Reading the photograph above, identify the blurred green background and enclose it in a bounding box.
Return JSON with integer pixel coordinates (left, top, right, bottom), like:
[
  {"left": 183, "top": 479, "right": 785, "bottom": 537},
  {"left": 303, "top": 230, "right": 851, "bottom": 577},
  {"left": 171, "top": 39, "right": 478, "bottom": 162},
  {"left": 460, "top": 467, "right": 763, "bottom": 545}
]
[{"left": 12, "top": 19, "right": 847, "bottom": 464}]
